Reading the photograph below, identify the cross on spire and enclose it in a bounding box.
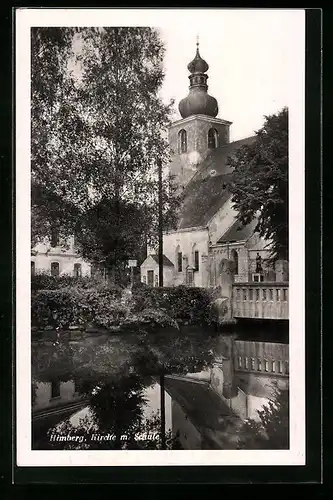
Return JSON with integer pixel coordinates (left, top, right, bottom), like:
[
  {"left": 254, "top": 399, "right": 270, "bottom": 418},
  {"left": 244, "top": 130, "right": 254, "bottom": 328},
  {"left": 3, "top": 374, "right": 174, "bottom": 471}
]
[{"left": 196, "top": 34, "right": 199, "bottom": 48}]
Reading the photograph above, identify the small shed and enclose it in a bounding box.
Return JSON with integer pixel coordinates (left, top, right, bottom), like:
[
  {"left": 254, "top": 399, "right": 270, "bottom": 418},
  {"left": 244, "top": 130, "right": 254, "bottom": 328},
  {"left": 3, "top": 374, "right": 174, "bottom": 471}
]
[{"left": 140, "top": 254, "right": 175, "bottom": 287}]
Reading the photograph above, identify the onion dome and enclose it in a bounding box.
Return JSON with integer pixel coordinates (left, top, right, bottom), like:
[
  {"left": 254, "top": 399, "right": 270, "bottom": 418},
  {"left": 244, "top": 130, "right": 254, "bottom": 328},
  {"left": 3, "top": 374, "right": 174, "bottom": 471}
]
[
  {"left": 178, "top": 40, "right": 219, "bottom": 119},
  {"left": 187, "top": 46, "right": 209, "bottom": 74},
  {"left": 179, "top": 89, "right": 218, "bottom": 119}
]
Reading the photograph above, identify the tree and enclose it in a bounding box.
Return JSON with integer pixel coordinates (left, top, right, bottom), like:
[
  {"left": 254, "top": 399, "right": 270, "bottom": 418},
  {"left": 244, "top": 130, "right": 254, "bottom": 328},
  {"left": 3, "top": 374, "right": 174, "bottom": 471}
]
[
  {"left": 31, "top": 27, "right": 83, "bottom": 247},
  {"left": 237, "top": 387, "right": 289, "bottom": 449},
  {"left": 227, "top": 108, "right": 288, "bottom": 260},
  {"left": 31, "top": 27, "right": 180, "bottom": 280}
]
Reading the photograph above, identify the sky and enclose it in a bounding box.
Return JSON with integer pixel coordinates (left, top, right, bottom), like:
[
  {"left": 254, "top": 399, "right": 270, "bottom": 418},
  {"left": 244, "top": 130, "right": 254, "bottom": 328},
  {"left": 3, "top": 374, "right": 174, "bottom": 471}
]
[
  {"left": 157, "top": 9, "right": 304, "bottom": 141},
  {"left": 65, "top": 9, "right": 304, "bottom": 142}
]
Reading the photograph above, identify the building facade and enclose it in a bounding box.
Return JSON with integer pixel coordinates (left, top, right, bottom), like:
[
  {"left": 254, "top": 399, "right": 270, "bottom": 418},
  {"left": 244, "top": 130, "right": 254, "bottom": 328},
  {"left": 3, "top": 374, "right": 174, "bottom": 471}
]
[
  {"left": 141, "top": 42, "right": 288, "bottom": 288},
  {"left": 31, "top": 235, "right": 91, "bottom": 278}
]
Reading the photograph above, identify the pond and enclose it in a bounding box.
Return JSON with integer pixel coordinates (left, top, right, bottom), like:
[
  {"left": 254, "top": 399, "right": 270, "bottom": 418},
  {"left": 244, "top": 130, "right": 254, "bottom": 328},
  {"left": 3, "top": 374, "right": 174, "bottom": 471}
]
[{"left": 31, "top": 323, "right": 289, "bottom": 450}]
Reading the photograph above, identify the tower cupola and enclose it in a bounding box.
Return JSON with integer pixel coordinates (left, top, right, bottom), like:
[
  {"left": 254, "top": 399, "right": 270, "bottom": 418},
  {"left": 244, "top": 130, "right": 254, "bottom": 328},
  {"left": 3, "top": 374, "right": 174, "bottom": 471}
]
[{"left": 179, "top": 39, "right": 218, "bottom": 119}]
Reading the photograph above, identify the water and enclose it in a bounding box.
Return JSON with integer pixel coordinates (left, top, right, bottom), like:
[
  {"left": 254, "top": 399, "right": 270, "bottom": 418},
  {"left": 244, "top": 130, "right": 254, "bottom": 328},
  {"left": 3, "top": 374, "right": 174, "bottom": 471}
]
[{"left": 31, "top": 323, "right": 289, "bottom": 450}]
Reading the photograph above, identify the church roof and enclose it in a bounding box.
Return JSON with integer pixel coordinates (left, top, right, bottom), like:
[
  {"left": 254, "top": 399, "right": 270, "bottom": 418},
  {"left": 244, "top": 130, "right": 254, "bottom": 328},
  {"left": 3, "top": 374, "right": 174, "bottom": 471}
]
[
  {"left": 217, "top": 218, "right": 257, "bottom": 243},
  {"left": 150, "top": 254, "right": 174, "bottom": 267},
  {"left": 179, "top": 174, "right": 231, "bottom": 229},
  {"left": 178, "top": 136, "right": 256, "bottom": 230},
  {"left": 193, "top": 136, "right": 256, "bottom": 180}
]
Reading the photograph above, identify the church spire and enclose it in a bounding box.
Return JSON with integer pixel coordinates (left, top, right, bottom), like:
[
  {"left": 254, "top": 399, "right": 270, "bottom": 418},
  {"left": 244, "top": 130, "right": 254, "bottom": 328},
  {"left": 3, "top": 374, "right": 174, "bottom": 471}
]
[{"left": 178, "top": 38, "right": 218, "bottom": 119}]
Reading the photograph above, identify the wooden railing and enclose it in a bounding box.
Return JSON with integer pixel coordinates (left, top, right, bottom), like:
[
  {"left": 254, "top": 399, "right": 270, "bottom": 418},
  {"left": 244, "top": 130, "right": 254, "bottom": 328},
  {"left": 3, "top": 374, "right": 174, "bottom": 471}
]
[{"left": 232, "top": 283, "right": 289, "bottom": 320}]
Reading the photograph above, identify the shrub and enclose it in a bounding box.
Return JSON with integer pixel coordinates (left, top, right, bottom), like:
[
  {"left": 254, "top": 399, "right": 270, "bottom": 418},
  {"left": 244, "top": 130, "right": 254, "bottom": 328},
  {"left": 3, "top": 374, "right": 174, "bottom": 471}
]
[
  {"left": 132, "top": 285, "right": 211, "bottom": 325},
  {"left": 31, "top": 271, "right": 116, "bottom": 292},
  {"left": 31, "top": 282, "right": 212, "bottom": 332},
  {"left": 31, "top": 287, "right": 126, "bottom": 331}
]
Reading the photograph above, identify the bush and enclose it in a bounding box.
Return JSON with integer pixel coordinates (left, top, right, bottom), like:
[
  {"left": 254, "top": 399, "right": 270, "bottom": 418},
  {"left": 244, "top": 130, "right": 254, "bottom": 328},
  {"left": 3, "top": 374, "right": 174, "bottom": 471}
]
[
  {"left": 31, "top": 286, "right": 125, "bottom": 330},
  {"left": 31, "top": 271, "right": 114, "bottom": 292},
  {"left": 132, "top": 285, "right": 211, "bottom": 325},
  {"left": 31, "top": 282, "right": 212, "bottom": 332}
]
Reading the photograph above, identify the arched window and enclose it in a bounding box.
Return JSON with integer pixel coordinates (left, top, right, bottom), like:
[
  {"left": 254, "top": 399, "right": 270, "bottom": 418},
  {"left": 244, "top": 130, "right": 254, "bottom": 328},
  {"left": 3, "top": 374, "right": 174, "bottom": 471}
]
[
  {"left": 208, "top": 128, "right": 218, "bottom": 149},
  {"left": 231, "top": 249, "right": 238, "bottom": 275},
  {"left": 178, "top": 129, "right": 187, "bottom": 154},
  {"left": 192, "top": 243, "right": 199, "bottom": 272},
  {"left": 175, "top": 245, "right": 182, "bottom": 273},
  {"left": 51, "top": 262, "right": 60, "bottom": 277}
]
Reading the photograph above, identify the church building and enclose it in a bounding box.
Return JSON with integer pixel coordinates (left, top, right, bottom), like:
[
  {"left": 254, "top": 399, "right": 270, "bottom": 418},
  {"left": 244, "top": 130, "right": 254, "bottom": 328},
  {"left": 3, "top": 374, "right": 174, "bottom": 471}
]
[{"left": 140, "top": 42, "right": 288, "bottom": 288}]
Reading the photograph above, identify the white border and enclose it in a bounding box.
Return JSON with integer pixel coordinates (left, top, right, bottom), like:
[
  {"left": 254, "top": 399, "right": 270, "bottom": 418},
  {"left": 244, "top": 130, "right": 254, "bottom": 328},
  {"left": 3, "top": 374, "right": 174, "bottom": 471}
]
[{"left": 16, "top": 8, "right": 306, "bottom": 467}]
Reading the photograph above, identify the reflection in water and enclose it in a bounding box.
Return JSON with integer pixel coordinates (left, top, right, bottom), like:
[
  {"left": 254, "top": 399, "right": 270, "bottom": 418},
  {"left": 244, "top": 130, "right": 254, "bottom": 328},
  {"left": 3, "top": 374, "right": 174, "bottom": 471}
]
[{"left": 32, "top": 326, "right": 289, "bottom": 450}]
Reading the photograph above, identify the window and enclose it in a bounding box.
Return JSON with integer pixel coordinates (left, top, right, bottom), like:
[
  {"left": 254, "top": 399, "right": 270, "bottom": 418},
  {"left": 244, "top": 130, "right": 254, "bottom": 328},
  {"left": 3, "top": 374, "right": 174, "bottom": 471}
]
[
  {"left": 251, "top": 357, "right": 255, "bottom": 370},
  {"left": 243, "top": 288, "right": 247, "bottom": 300},
  {"left": 278, "top": 361, "right": 283, "bottom": 373},
  {"left": 269, "top": 289, "right": 274, "bottom": 301},
  {"left": 178, "top": 129, "right": 187, "bottom": 154},
  {"left": 255, "top": 288, "right": 260, "bottom": 301},
  {"left": 51, "top": 262, "right": 60, "bottom": 277},
  {"left": 74, "top": 263, "right": 82, "bottom": 278},
  {"left": 244, "top": 357, "right": 249, "bottom": 369},
  {"left": 31, "top": 261, "right": 35, "bottom": 276},
  {"left": 51, "top": 380, "right": 60, "bottom": 399},
  {"left": 276, "top": 288, "right": 281, "bottom": 301},
  {"left": 253, "top": 273, "right": 264, "bottom": 282},
  {"left": 237, "top": 356, "right": 242, "bottom": 369},
  {"left": 194, "top": 250, "right": 199, "bottom": 271},
  {"left": 154, "top": 275, "right": 159, "bottom": 287},
  {"left": 231, "top": 249, "right": 238, "bottom": 275},
  {"left": 51, "top": 229, "right": 59, "bottom": 248},
  {"left": 249, "top": 288, "right": 253, "bottom": 301},
  {"left": 257, "top": 359, "right": 262, "bottom": 371},
  {"left": 264, "top": 359, "right": 269, "bottom": 372},
  {"left": 177, "top": 252, "right": 183, "bottom": 272},
  {"left": 208, "top": 128, "right": 218, "bottom": 149},
  {"left": 262, "top": 289, "right": 267, "bottom": 301},
  {"left": 272, "top": 360, "right": 276, "bottom": 372},
  {"left": 283, "top": 288, "right": 288, "bottom": 301}
]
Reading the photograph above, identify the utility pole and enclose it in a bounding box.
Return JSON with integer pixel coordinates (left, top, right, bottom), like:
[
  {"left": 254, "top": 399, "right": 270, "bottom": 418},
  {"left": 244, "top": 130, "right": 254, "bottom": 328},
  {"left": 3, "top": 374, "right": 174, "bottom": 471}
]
[
  {"left": 160, "top": 372, "right": 166, "bottom": 449},
  {"left": 157, "top": 157, "right": 166, "bottom": 448},
  {"left": 158, "top": 157, "right": 163, "bottom": 288}
]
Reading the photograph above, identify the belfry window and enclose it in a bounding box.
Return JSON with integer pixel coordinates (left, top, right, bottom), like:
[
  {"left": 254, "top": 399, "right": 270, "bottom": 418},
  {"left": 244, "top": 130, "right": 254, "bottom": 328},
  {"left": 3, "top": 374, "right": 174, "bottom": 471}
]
[
  {"left": 178, "top": 129, "right": 187, "bottom": 154},
  {"left": 208, "top": 128, "right": 218, "bottom": 149}
]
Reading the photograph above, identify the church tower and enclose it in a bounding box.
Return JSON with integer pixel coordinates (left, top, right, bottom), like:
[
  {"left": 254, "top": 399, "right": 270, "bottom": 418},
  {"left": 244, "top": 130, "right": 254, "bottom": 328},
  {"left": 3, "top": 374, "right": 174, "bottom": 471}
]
[{"left": 169, "top": 40, "right": 232, "bottom": 187}]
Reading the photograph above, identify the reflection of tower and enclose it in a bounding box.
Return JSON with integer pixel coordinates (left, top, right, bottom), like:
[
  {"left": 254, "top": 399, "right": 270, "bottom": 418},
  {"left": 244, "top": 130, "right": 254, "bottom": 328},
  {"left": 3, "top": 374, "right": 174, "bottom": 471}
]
[
  {"left": 220, "top": 334, "right": 238, "bottom": 399},
  {"left": 209, "top": 334, "right": 238, "bottom": 400},
  {"left": 169, "top": 40, "right": 232, "bottom": 187}
]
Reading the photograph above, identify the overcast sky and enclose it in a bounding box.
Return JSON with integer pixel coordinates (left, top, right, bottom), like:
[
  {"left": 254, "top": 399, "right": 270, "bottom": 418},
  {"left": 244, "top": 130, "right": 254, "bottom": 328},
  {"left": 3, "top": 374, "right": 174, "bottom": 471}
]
[{"left": 157, "top": 9, "right": 305, "bottom": 141}]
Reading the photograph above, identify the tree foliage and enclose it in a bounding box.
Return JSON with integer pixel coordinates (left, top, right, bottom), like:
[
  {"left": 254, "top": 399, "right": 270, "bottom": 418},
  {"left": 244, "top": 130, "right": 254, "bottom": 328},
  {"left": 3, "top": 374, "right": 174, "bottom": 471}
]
[
  {"left": 228, "top": 108, "right": 288, "bottom": 260},
  {"left": 237, "top": 387, "right": 289, "bottom": 449},
  {"left": 31, "top": 27, "right": 180, "bottom": 277}
]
